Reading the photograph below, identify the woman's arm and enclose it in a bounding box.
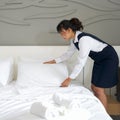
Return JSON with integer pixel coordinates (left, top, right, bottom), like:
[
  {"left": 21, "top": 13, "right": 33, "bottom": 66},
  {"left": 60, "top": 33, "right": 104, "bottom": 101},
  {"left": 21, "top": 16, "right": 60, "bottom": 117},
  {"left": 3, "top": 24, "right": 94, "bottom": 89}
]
[
  {"left": 44, "top": 41, "right": 76, "bottom": 64},
  {"left": 69, "top": 37, "right": 92, "bottom": 79},
  {"left": 60, "top": 37, "right": 92, "bottom": 87}
]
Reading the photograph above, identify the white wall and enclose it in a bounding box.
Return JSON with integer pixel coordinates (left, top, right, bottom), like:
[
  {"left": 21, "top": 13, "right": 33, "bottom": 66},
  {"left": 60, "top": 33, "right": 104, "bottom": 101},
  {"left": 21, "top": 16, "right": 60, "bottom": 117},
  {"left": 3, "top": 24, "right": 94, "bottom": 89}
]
[{"left": 0, "top": 0, "right": 120, "bottom": 45}]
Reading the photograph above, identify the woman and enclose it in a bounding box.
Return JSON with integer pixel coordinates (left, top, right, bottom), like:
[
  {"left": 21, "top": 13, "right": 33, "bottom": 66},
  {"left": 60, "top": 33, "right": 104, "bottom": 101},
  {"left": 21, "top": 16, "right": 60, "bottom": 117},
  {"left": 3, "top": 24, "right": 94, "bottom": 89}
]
[{"left": 44, "top": 18, "right": 119, "bottom": 110}]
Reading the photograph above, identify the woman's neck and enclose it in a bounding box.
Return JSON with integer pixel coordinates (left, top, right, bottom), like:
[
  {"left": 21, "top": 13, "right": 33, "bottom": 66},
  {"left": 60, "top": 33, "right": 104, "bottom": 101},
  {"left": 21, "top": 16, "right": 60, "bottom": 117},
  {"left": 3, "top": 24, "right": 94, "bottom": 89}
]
[{"left": 71, "top": 31, "right": 76, "bottom": 40}]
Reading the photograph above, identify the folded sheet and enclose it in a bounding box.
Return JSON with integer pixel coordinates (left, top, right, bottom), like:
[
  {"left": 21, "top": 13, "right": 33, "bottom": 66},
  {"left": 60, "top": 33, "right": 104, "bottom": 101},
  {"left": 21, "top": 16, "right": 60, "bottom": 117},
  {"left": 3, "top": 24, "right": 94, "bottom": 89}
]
[{"left": 30, "top": 102, "right": 60, "bottom": 120}]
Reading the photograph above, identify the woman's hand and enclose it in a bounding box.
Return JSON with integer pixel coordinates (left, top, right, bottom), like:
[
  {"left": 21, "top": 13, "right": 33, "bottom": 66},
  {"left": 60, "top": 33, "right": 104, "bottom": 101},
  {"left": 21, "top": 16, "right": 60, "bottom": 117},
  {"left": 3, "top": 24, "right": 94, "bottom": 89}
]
[
  {"left": 60, "top": 77, "right": 71, "bottom": 87},
  {"left": 43, "top": 60, "right": 56, "bottom": 64}
]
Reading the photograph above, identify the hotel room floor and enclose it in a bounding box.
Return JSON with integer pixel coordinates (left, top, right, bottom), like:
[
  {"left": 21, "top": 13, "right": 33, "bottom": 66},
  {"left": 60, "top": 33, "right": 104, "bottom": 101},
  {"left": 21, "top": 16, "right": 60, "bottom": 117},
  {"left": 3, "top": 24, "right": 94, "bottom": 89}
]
[{"left": 107, "top": 95, "right": 120, "bottom": 115}]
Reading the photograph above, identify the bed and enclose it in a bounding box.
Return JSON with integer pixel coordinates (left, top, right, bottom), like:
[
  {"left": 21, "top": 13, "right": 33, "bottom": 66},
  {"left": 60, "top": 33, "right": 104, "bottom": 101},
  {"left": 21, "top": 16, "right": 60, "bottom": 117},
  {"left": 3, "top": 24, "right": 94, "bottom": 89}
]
[{"left": 0, "top": 46, "right": 118, "bottom": 120}]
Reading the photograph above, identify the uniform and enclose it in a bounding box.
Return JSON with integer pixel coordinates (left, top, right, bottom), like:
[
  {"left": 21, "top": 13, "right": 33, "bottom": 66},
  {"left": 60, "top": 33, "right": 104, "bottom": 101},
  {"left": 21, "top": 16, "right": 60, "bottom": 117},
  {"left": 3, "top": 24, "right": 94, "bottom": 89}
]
[{"left": 55, "top": 31, "right": 119, "bottom": 88}]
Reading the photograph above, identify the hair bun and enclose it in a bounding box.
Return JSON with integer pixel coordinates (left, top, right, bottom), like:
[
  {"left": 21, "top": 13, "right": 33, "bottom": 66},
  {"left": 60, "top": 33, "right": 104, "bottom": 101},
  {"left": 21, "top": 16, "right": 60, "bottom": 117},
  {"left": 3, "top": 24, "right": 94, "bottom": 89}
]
[{"left": 70, "top": 18, "right": 83, "bottom": 31}]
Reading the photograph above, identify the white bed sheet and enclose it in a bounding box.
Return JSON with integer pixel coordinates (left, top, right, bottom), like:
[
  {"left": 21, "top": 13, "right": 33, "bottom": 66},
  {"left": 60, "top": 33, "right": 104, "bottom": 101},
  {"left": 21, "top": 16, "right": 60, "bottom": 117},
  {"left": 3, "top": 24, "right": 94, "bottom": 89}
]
[{"left": 0, "top": 81, "right": 112, "bottom": 120}]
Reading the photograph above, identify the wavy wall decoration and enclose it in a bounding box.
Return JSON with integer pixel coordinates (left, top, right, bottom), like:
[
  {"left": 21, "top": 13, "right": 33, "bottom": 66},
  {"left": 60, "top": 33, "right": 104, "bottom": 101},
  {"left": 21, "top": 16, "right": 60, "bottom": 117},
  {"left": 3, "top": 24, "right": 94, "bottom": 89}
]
[
  {"left": 24, "top": 9, "right": 77, "bottom": 20},
  {"left": 83, "top": 14, "right": 120, "bottom": 27},
  {"left": 0, "top": 15, "right": 30, "bottom": 26},
  {"left": 108, "top": 0, "right": 120, "bottom": 5},
  {"left": 0, "top": 0, "right": 120, "bottom": 45},
  {"left": 0, "top": 0, "right": 43, "bottom": 10},
  {"left": 0, "top": 0, "right": 67, "bottom": 10},
  {"left": 62, "top": 0, "right": 120, "bottom": 11}
]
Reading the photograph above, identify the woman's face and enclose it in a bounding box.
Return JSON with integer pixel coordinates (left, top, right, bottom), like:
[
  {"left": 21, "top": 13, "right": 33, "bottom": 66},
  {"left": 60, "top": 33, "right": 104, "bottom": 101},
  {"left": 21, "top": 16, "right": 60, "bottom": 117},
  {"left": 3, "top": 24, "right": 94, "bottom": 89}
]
[{"left": 59, "top": 28, "right": 75, "bottom": 41}]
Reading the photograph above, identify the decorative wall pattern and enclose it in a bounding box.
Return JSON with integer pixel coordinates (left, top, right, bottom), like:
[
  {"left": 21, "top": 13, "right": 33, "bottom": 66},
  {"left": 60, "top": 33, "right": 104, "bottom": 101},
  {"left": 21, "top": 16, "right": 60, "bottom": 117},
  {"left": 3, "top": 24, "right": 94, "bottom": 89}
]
[{"left": 0, "top": 0, "right": 120, "bottom": 45}]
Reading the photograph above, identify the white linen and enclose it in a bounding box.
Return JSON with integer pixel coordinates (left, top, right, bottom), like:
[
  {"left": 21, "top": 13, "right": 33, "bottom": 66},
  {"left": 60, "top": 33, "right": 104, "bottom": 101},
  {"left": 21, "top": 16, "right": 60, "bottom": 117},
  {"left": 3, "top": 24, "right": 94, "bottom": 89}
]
[
  {"left": 53, "top": 93, "right": 72, "bottom": 108},
  {"left": 30, "top": 102, "right": 60, "bottom": 120},
  {"left": 0, "top": 83, "right": 112, "bottom": 120},
  {"left": 0, "top": 57, "right": 14, "bottom": 86},
  {"left": 52, "top": 91, "right": 103, "bottom": 110},
  {"left": 53, "top": 92, "right": 87, "bottom": 109},
  {"left": 16, "top": 62, "right": 68, "bottom": 88},
  {"left": 57, "top": 108, "right": 91, "bottom": 120}
]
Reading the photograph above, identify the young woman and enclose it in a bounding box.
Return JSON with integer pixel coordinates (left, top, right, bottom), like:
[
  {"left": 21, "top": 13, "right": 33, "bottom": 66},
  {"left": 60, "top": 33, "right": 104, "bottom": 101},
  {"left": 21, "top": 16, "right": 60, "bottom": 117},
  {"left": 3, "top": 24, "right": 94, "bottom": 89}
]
[{"left": 44, "top": 18, "right": 119, "bottom": 110}]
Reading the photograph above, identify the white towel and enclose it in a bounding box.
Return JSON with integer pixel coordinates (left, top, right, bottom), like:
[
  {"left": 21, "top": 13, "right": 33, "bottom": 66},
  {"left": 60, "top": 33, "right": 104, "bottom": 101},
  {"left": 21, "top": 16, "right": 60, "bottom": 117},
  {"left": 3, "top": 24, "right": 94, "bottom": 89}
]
[
  {"left": 53, "top": 93, "right": 81, "bottom": 109},
  {"left": 52, "top": 93, "right": 91, "bottom": 120},
  {"left": 30, "top": 102, "right": 60, "bottom": 120}
]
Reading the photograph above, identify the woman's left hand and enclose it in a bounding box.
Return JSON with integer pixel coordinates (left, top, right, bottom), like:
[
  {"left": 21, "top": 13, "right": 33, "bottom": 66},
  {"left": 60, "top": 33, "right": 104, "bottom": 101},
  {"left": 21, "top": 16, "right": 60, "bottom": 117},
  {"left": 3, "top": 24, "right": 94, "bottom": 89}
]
[{"left": 60, "top": 77, "right": 71, "bottom": 87}]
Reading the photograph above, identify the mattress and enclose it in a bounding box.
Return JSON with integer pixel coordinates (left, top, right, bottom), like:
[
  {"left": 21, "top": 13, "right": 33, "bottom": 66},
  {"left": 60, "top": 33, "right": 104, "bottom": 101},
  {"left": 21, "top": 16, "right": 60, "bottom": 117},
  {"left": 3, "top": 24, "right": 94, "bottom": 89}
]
[{"left": 0, "top": 81, "right": 112, "bottom": 120}]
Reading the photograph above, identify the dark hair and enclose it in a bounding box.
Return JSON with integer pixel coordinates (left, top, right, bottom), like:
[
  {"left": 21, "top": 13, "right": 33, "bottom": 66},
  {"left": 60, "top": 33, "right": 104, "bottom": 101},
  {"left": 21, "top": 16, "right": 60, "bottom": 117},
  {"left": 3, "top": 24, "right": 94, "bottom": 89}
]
[{"left": 57, "top": 18, "right": 84, "bottom": 33}]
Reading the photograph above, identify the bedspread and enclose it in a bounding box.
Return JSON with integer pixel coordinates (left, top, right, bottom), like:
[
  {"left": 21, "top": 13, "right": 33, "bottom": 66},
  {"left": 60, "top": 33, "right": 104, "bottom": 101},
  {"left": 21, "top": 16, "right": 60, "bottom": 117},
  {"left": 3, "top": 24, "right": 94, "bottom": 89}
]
[{"left": 0, "top": 83, "right": 112, "bottom": 120}]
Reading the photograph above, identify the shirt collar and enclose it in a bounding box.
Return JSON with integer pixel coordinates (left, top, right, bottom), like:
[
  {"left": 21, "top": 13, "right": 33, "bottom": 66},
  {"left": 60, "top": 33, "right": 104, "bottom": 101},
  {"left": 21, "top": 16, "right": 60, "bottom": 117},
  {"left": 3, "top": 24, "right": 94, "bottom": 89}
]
[{"left": 74, "top": 31, "right": 82, "bottom": 43}]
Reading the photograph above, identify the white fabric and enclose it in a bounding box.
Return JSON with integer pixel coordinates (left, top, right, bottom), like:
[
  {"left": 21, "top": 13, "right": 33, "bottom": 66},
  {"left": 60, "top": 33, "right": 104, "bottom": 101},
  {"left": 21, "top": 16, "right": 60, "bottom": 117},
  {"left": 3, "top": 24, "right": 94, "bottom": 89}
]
[
  {"left": 57, "top": 109, "right": 91, "bottom": 120},
  {"left": 53, "top": 93, "right": 71, "bottom": 108},
  {"left": 0, "top": 84, "right": 112, "bottom": 120},
  {"left": 30, "top": 102, "right": 60, "bottom": 120},
  {"left": 55, "top": 31, "right": 107, "bottom": 79},
  {"left": 53, "top": 93, "right": 82, "bottom": 109},
  {"left": 52, "top": 91, "right": 104, "bottom": 111},
  {"left": 0, "top": 57, "right": 14, "bottom": 86},
  {"left": 16, "top": 62, "right": 68, "bottom": 88}
]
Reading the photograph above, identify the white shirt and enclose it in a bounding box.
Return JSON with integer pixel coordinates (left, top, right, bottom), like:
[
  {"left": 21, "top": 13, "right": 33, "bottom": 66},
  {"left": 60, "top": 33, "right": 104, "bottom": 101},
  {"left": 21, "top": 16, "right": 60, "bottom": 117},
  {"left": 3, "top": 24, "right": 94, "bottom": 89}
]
[{"left": 55, "top": 31, "right": 108, "bottom": 79}]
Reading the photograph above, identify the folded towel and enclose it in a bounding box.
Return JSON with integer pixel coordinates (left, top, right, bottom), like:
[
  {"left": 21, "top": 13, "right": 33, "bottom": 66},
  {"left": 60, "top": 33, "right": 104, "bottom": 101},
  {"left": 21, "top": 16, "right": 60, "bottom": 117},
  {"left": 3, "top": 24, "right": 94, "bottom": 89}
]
[
  {"left": 53, "top": 93, "right": 81, "bottom": 109},
  {"left": 30, "top": 102, "right": 60, "bottom": 120}
]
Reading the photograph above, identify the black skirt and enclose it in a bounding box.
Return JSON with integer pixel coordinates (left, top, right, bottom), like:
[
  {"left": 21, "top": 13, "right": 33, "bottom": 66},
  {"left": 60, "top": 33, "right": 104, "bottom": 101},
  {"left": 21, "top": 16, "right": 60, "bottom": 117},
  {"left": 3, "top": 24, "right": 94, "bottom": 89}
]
[{"left": 91, "top": 45, "right": 119, "bottom": 88}]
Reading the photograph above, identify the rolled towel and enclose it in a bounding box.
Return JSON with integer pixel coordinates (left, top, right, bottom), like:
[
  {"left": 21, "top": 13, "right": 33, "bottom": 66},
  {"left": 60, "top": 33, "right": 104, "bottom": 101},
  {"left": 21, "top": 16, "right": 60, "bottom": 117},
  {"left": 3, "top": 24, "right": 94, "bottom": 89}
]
[
  {"left": 53, "top": 93, "right": 70, "bottom": 107},
  {"left": 53, "top": 93, "right": 81, "bottom": 109},
  {"left": 30, "top": 102, "right": 60, "bottom": 120}
]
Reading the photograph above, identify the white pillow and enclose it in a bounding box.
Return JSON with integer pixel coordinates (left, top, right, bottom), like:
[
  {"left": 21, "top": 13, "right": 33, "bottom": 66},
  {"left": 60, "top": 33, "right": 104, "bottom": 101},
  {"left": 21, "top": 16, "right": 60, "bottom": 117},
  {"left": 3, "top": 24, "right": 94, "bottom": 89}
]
[
  {"left": 16, "top": 62, "right": 68, "bottom": 88},
  {"left": 0, "top": 57, "right": 14, "bottom": 86}
]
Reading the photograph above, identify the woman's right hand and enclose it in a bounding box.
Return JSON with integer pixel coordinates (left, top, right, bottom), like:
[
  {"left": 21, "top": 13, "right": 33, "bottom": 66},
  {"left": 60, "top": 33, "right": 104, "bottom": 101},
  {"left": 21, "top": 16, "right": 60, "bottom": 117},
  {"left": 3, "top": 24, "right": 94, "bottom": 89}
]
[{"left": 43, "top": 60, "right": 56, "bottom": 64}]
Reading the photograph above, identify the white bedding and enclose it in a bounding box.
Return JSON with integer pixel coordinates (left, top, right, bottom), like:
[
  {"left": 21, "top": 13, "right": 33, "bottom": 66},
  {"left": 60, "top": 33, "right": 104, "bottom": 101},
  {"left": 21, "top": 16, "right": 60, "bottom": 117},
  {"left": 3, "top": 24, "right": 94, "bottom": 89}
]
[{"left": 0, "top": 82, "right": 112, "bottom": 120}]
